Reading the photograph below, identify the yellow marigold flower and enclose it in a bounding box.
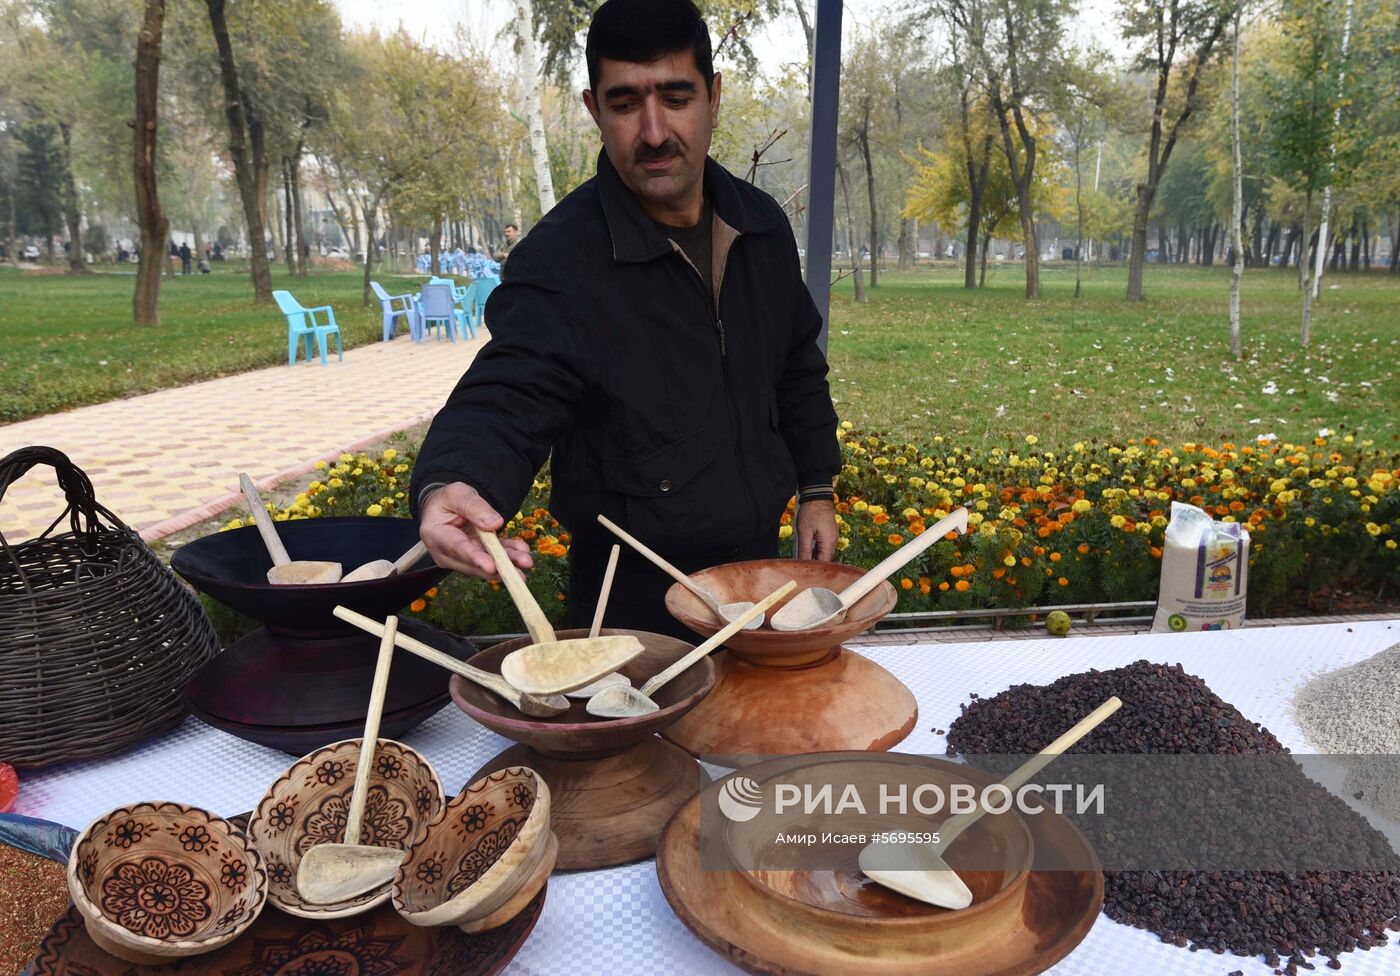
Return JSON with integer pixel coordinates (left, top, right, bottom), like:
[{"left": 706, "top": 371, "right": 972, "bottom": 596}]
[
  {"left": 366, "top": 503, "right": 383, "bottom": 516},
  {"left": 1277, "top": 491, "right": 1295, "bottom": 504},
  {"left": 1386, "top": 540, "right": 1397, "bottom": 550},
  {"left": 314, "top": 460, "right": 328, "bottom": 470},
  {"left": 919, "top": 457, "right": 934, "bottom": 469},
  {"left": 836, "top": 537, "right": 849, "bottom": 551},
  {"left": 329, "top": 477, "right": 343, "bottom": 489},
  {"left": 1138, "top": 522, "right": 1152, "bottom": 534},
  {"left": 1366, "top": 522, "right": 1383, "bottom": 537},
  {"left": 410, "top": 598, "right": 427, "bottom": 612},
  {"left": 1072, "top": 499, "right": 1091, "bottom": 514},
  {"left": 382, "top": 448, "right": 398, "bottom": 460},
  {"left": 1025, "top": 435, "right": 1038, "bottom": 445},
  {"left": 779, "top": 525, "right": 793, "bottom": 540},
  {"left": 352, "top": 467, "right": 364, "bottom": 477},
  {"left": 1269, "top": 478, "right": 1288, "bottom": 493},
  {"left": 874, "top": 457, "right": 889, "bottom": 467},
  {"left": 1002, "top": 554, "right": 1016, "bottom": 567},
  {"left": 1343, "top": 477, "right": 1358, "bottom": 489},
  {"left": 909, "top": 476, "right": 926, "bottom": 488},
  {"left": 1110, "top": 514, "right": 1126, "bottom": 529},
  {"left": 854, "top": 500, "right": 869, "bottom": 512},
  {"left": 840, "top": 420, "right": 854, "bottom": 430}
]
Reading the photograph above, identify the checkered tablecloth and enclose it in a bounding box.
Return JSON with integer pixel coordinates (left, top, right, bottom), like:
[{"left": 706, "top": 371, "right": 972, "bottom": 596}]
[{"left": 16, "top": 619, "right": 1400, "bottom": 976}]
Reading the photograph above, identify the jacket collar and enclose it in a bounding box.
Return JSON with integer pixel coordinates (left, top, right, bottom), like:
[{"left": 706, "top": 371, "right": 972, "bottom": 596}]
[{"left": 596, "top": 149, "right": 776, "bottom": 264}]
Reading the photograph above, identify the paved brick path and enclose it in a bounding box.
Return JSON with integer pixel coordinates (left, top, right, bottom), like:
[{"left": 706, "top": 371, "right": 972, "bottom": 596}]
[{"left": 0, "top": 332, "right": 486, "bottom": 543}]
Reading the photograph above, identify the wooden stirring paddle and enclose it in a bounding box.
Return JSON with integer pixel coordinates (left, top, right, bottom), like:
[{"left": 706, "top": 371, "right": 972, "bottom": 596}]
[
  {"left": 566, "top": 544, "right": 631, "bottom": 700},
  {"left": 239, "top": 473, "right": 342, "bottom": 585},
  {"left": 342, "top": 540, "right": 430, "bottom": 583}
]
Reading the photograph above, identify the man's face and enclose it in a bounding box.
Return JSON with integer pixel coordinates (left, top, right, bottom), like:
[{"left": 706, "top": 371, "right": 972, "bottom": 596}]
[
  {"left": 505, "top": 226, "right": 519, "bottom": 243},
  {"left": 583, "top": 50, "right": 721, "bottom": 221}
]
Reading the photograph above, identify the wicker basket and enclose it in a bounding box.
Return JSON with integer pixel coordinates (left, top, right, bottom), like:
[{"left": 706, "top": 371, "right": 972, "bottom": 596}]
[{"left": 0, "top": 446, "right": 220, "bottom": 768}]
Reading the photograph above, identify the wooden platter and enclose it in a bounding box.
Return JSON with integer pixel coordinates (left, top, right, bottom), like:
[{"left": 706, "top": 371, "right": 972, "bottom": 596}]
[
  {"left": 656, "top": 756, "right": 1103, "bottom": 976},
  {"left": 469, "top": 737, "right": 708, "bottom": 870},
  {"left": 28, "top": 887, "right": 546, "bottom": 976},
  {"left": 662, "top": 649, "right": 917, "bottom": 764}
]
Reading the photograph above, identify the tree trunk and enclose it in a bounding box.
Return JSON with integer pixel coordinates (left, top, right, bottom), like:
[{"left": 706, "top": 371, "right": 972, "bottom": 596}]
[
  {"left": 1282, "top": 223, "right": 1300, "bottom": 271},
  {"left": 1228, "top": 8, "right": 1243, "bottom": 360},
  {"left": 1300, "top": 189, "right": 1313, "bottom": 347},
  {"left": 963, "top": 132, "right": 992, "bottom": 291},
  {"left": 980, "top": 229, "right": 991, "bottom": 288},
  {"left": 57, "top": 123, "right": 86, "bottom": 274},
  {"left": 858, "top": 104, "right": 878, "bottom": 287},
  {"left": 193, "top": 226, "right": 205, "bottom": 266},
  {"left": 359, "top": 189, "right": 385, "bottom": 308},
  {"left": 992, "top": 99, "right": 1039, "bottom": 299},
  {"left": 897, "top": 217, "right": 913, "bottom": 269},
  {"left": 515, "top": 0, "right": 556, "bottom": 214},
  {"left": 290, "top": 142, "right": 307, "bottom": 276},
  {"left": 837, "top": 161, "right": 865, "bottom": 303},
  {"left": 281, "top": 158, "right": 294, "bottom": 268},
  {"left": 430, "top": 213, "right": 443, "bottom": 276},
  {"left": 1391, "top": 212, "right": 1399, "bottom": 273},
  {"left": 205, "top": 0, "right": 272, "bottom": 302},
  {"left": 1073, "top": 136, "right": 1083, "bottom": 300},
  {"left": 132, "top": 0, "right": 168, "bottom": 325}
]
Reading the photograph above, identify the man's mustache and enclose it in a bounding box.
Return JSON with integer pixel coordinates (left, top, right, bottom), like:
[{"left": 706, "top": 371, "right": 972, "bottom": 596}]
[{"left": 636, "top": 141, "right": 682, "bottom": 163}]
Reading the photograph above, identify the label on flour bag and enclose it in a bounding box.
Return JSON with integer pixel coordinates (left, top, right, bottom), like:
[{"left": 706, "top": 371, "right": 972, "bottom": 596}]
[{"left": 1151, "top": 501, "right": 1250, "bottom": 633}]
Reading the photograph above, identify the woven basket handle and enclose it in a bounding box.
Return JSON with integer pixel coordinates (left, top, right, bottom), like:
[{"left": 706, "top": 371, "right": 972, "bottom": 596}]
[{"left": 0, "top": 446, "right": 130, "bottom": 546}]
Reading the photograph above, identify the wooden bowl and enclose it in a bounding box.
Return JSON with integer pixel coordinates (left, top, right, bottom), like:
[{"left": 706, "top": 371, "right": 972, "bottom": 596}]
[
  {"left": 666, "top": 560, "right": 898, "bottom": 667},
  {"left": 66, "top": 801, "right": 268, "bottom": 966},
  {"left": 247, "top": 738, "right": 445, "bottom": 918},
  {"left": 451, "top": 629, "right": 715, "bottom": 759},
  {"left": 393, "top": 767, "right": 555, "bottom": 933},
  {"left": 721, "top": 757, "right": 1033, "bottom": 936}
]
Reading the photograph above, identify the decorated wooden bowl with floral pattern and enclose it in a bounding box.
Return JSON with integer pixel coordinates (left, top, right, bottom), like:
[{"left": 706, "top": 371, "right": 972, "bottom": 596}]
[
  {"left": 393, "top": 767, "right": 555, "bottom": 933},
  {"left": 247, "top": 738, "right": 445, "bottom": 919},
  {"left": 66, "top": 801, "right": 268, "bottom": 966}
]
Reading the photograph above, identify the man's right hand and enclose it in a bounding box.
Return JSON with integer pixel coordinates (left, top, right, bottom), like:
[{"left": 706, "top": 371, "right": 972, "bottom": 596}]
[{"left": 419, "top": 482, "right": 534, "bottom": 579}]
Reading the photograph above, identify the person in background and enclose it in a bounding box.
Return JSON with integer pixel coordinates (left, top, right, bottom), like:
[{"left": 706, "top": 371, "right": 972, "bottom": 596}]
[{"left": 179, "top": 242, "right": 192, "bottom": 275}]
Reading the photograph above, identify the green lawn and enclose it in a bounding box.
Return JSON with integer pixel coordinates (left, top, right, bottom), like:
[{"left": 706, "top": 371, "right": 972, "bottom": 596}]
[
  {"left": 827, "top": 262, "right": 1399, "bottom": 448},
  {"left": 2, "top": 261, "right": 1397, "bottom": 451},
  {"left": 0, "top": 266, "right": 424, "bottom": 422}
]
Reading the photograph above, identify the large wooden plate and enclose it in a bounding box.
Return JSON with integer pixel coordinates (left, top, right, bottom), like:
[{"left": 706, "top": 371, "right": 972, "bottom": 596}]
[
  {"left": 656, "top": 756, "right": 1103, "bottom": 976},
  {"left": 28, "top": 888, "right": 545, "bottom": 976}
]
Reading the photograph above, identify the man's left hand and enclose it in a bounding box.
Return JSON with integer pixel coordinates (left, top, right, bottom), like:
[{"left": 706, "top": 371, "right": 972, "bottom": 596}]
[{"left": 796, "top": 498, "right": 838, "bottom": 561}]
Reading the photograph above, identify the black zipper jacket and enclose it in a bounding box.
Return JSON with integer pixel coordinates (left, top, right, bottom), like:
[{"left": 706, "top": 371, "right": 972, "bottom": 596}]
[{"left": 410, "top": 150, "right": 839, "bottom": 557}]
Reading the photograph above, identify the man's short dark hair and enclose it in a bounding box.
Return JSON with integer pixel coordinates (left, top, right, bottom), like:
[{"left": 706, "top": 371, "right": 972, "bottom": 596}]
[
  {"left": 505, "top": 223, "right": 519, "bottom": 232},
  {"left": 585, "top": 0, "right": 713, "bottom": 93}
]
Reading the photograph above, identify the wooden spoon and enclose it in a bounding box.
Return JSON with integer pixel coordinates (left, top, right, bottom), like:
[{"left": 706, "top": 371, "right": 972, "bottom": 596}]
[
  {"left": 769, "top": 507, "right": 970, "bottom": 632},
  {"left": 297, "top": 615, "right": 406, "bottom": 903},
  {"left": 859, "top": 695, "right": 1122, "bottom": 909},
  {"left": 479, "top": 528, "right": 645, "bottom": 696},
  {"left": 586, "top": 579, "right": 796, "bottom": 719},
  {"left": 596, "top": 514, "right": 761, "bottom": 630},
  {"left": 566, "top": 544, "right": 632, "bottom": 700},
  {"left": 239, "top": 473, "right": 342, "bottom": 584},
  {"left": 342, "top": 540, "right": 430, "bottom": 583},
  {"left": 333, "top": 606, "right": 568, "bottom": 718}
]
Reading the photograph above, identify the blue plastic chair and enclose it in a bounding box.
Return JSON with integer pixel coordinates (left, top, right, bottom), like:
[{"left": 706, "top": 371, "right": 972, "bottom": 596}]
[
  {"left": 429, "top": 277, "right": 475, "bottom": 338},
  {"left": 463, "top": 276, "right": 499, "bottom": 332},
  {"left": 415, "top": 283, "right": 463, "bottom": 343},
  {"left": 274, "top": 290, "right": 343, "bottom": 365},
  {"left": 370, "top": 280, "right": 417, "bottom": 341}
]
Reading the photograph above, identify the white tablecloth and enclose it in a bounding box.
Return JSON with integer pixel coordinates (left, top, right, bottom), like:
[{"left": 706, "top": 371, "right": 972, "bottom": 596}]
[{"left": 17, "top": 618, "right": 1400, "bottom": 976}]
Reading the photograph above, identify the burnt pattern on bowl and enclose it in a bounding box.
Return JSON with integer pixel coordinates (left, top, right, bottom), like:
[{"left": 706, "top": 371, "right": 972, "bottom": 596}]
[
  {"left": 394, "top": 768, "right": 538, "bottom": 915},
  {"left": 248, "top": 739, "right": 445, "bottom": 918},
  {"left": 68, "top": 801, "right": 267, "bottom": 954}
]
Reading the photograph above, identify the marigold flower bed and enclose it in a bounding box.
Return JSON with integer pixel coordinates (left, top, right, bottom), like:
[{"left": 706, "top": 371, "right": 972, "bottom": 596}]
[{"left": 211, "top": 429, "right": 1399, "bottom": 639}]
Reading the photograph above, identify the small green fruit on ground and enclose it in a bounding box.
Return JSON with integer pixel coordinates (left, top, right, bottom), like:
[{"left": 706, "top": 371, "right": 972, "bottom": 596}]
[
  {"left": 1167, "top": 613, "right": 1188, "bottom": 632},
  {"left": 1046, "top": 610, "right": 1072, "bottom": 636}
]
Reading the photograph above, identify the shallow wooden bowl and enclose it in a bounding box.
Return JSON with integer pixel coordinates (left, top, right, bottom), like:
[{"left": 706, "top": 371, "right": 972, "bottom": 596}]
[
  {"left": 393, "top": 767, "right": 555, "bottom": 933},
  {"left": 247, "top": 738, "right": 445, "bottom": 918},
  {"left": 451, "top": 629, "right": 715, "bottom": 759},
  {"left": 666, "top": 560, "right": 898, "bottom": 667},
  {"left": 721, "top": 757, "right": 1033, "bottom": 941},
  {"left": 66, "top": 801, "right": 268, "bottom": 966}
]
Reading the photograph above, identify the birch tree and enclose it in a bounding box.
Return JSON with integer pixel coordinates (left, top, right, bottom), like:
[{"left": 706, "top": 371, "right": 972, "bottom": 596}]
[
  {"left": 515, "top": 0, "right": 556, "bottom": 216},
  {"left": 1228, "top": 4, "right": 1244, "bottom": 358}
]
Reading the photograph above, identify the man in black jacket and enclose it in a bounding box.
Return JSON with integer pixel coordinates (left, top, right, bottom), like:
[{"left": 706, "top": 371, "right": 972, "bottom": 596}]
[{"left": 411, "top": 0, "right": 839, "bottom": 638}]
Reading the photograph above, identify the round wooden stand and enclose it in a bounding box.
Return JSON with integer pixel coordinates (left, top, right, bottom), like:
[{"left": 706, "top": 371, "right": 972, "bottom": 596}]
[
  {"left": 469, "top": 736, "right": 708, "bottom": 870},
  {"left": 661, "top": 647, "right": 917, "bottom": 764}
]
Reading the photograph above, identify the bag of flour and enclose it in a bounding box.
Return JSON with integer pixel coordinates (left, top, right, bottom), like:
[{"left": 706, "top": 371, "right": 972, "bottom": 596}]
[{"left": 1151, "top": 501, "right": 1250, "bottom": 633}]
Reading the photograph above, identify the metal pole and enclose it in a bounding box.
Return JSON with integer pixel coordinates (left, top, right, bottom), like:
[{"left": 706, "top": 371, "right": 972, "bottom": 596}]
[{"left": 804, "top": 0, "right": 843, "bottom": 356}]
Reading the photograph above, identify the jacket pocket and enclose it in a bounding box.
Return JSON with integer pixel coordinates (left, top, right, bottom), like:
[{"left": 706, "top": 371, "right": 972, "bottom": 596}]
[{"left": 600, "top": 429, "right": 722, "bottom": 552}]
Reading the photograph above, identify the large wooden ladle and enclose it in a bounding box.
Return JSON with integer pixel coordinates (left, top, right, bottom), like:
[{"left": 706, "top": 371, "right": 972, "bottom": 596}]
[
  {"left": 769, "top": 507, "right": 970, "bottom": 632},
  {"left": 333, "top": 606, "right": 569, "bottom": 718},
  {"left": 482, "top": 528, "right": 645, "bottom": 696},
  {"left": 597, "top": 515, "right": 762, "bottom": 630},
  {"left": 296, "top": 615, "right": 407, "bottom": 904},
  {"left": 240, "top": 474, "right": 342, "bottom": 584},
  {"left": 565, "top": 544, "right": 632, "bottom": 700},
  {"left": 586, "top": 579, "right": 796, "bottom": 719},
  {"left": 342, "top": 540, "right": 430, "bottom": 583},
  {"left": 859, "top": 695, "right": 1122, "bottom": 909}
]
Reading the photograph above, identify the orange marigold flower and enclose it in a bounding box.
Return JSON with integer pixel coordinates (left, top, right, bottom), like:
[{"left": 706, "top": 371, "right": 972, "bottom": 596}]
[
  {"left": 939, "top": 581, "right": 950, "bottom": 591},
  {"left": 1229, "top": 500, "right": 1245, "bottom": 512},
  {"left": 1020, "top": 556, "right": 1032, "bottom": 566},
  {"left": 1050, "top": 552, "right": 1062, "bottom": 562},
  {"left": 873, "top": 512, "right": 890, "bottom": 525},
  {"left": 1150, "top": 547, "right": 1163, "bottom": 558},
  {"left": 1057, "top": 577, "right": 1069, "bottom": 586},
  {"left": 919, "top": 580, "right": 932, "bottom": 595},
  {"left": 888, "top": 533, "right": 904, "bottom": 545},
  {"left": 410, "top": 598, "right": 427, "bottom": 612},
  {"left": 426, "top": 587, "right": 439, "bottom": 598},
  {"left": 901, "top": 578, "right": 914, "bottom": 590},
  {"left": 955, "top": 580, "right": 970, "bottom": 592},
  {"left": 1077, "top": 543, "right": 1090, "bottom": 554},
  {"left": 993, "top": 567, "right": 1006, "bottom": 579}
]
